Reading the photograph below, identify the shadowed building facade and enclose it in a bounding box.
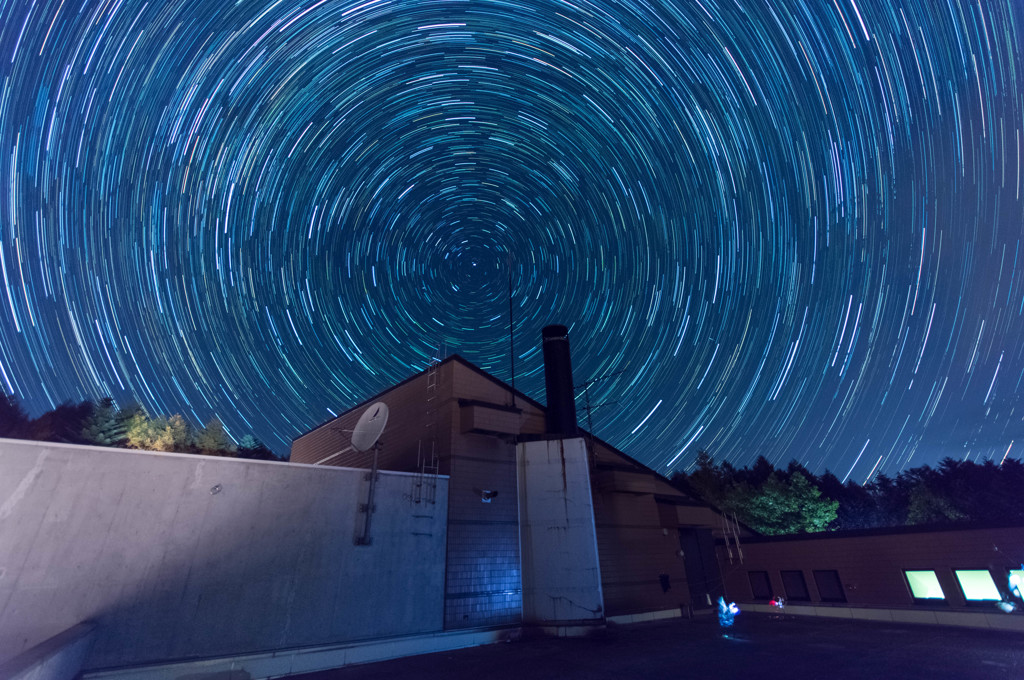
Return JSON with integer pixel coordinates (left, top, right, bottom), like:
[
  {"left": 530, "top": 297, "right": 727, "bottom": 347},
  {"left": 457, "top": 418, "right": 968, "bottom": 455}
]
[{"left": 290, "top": 327, "right": 740, "bottom": 631}]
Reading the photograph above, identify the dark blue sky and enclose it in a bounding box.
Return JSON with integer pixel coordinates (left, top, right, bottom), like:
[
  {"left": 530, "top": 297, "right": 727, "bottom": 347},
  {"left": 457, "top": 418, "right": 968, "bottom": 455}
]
[{"left": 0, "top": 0, "right": 1021, "bottom": 481}]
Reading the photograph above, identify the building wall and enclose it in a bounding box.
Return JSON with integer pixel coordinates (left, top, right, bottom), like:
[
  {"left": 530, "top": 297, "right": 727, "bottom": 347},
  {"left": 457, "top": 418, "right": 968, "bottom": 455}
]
[
  {"left": 0, "top": 439, "right": 448, "bottom": 670},
  {"left": 718, "top": 526, "right": 1024, "bottom": 611},
  {"left": 442, "top": 431, "right": 521, "bottom": 629},
  {"left": 590, "top": 456, "right": 699, "bottom": 617},
  {"left": 443, "top": 362, "right": 531, "bottom": 629},
  {"left": 289, "top": 366, "right": 441, "bottom": 473}
]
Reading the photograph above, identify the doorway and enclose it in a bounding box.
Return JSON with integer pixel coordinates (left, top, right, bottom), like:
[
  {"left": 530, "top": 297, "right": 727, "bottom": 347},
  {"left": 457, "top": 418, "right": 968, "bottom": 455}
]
[{"left": 678, "top": 528, "right": 723, "bottom": 610}]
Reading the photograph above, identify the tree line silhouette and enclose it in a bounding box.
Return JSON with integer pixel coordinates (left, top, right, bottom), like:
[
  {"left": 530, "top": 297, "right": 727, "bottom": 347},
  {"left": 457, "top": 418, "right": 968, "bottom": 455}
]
[
  {"left": 1, "top": 393, "right": 280, "bottom": 460},
  {"left": 5, "top": 392, "right": 1020, "bottom": 533},
  {"left": 672, "top": 450, "right": 1024, "bottom": 535}
]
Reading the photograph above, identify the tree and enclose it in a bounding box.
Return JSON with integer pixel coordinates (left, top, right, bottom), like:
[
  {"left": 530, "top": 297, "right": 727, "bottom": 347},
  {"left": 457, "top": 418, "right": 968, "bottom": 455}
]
[
  {"left": 727, "top": 472, "right": 838, "bottom": 536},
  {"left": 237, "top": 435, "right": 276, "bottom": 460},
  {"left": 990, "top": 458, "right": 1024, "bottom": 524},
  {"left": 686, "top": 450, "right": 728, "bottom": 507},
  {"left": 4, "top": 395, "right": 281, "bottom": 462},
  {"left": 195, "top": 418, "right": 235, "bottom": 456},
  {"left": 677, "top": 452, "right": 1024, "bottom": 532},
  {"left": 906, "top": 483, "right": 966, "bottom": 525},
  {"left": 818, "top": 472, "right": 881, "bottom": 530},
  {"left": 82, "top": 397, "right": 120, "bottom": 446},
  {"left": 0, "top": 393, "right": 31, "bottom": 438},
  {"left": 785, "top": 460, "right": 813, "bottom": 481},
  {"left": 126, "top": 411, "right": 198, "bottom": 453},
  {"left": 167, "top": 415, "right": 195, "bottom": 453},
  {"left": 738, "top": 455, "right": 775, "bottom": 487},
  {"left": 29, "top": 400, "right": 93, "bottom": 443},
  {"left": 126, "top": 411, "right": 169, "bottom": 451},
  {"left": 865, "top": 474, "right": 909, "bottom": 527}
]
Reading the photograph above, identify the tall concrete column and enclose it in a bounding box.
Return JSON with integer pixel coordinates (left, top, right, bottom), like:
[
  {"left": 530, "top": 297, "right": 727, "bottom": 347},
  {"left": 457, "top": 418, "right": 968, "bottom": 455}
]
[{"left": 516, "top": 437, "right": 604, "bottom": 631}]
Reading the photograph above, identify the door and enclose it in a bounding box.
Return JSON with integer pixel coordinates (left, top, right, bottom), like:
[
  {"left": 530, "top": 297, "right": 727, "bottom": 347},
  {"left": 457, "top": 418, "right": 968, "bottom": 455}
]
[{"left": 678, "top": 528, "right": 723, "bottom": 610}]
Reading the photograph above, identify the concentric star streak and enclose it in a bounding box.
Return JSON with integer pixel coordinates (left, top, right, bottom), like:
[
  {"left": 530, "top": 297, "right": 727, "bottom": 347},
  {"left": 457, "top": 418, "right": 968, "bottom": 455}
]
[{"left": 1, "top": 0, "right": 1022, "bottom": 481}]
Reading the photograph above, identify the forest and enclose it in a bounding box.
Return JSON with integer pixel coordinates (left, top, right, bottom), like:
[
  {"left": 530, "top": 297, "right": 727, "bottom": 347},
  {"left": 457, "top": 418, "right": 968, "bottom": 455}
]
[
  {"left": 0, "top": 393, "right": 280, "bottom": 460},
  {"left": 672, "top": 450, "right": 1024, "bottom": 536}
]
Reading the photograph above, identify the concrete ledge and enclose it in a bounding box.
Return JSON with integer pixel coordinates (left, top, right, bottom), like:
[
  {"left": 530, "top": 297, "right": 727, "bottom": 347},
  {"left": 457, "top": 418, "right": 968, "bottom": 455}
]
[
  {"left": 738, "top": 602, "right": 1024, "bottom": 632},
  {"left": 813, "top": 606, "right": 853, "bottom": 619},
  {"left": 529, "top": 623, "right": 606, "bottom": 638},
  {"left": 850, "top": 608, "right": 895, "bottom": 622},
  {"left": 83, "top": 627, "right": 521, "bottom": 680},
  {"left": 0, "top": 621, "right": 97, "bottom": 680},
  {"left": 607, "top": 608, "right": 682, "bottom": 625}
]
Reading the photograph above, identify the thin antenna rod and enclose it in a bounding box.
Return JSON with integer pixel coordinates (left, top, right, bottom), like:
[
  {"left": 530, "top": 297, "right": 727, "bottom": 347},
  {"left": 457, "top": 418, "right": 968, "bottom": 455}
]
[
  {"left": 576, "top": 369, "right": 626, "bottom": 440},
  {"left": 508, "top": 253, "right": 516, "bottom": 404}
]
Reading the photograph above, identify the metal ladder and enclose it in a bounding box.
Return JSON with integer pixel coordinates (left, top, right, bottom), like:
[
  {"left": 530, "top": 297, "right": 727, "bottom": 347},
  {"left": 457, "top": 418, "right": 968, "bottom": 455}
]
[{"left": 414, "top": 350, "right": 442, "bottom": 505}]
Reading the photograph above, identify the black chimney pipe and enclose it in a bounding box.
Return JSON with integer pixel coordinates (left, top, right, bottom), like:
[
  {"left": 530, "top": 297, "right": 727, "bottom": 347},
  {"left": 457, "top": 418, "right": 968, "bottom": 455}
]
[{"left": 541, "top": 325, "right": 578, "bottom": 437}]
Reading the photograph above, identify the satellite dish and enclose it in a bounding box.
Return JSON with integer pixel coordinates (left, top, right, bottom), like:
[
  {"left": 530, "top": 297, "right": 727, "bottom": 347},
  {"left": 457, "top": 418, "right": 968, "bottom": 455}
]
[{"left": 351, "top": 402, "right": 389, "bottom": 452}]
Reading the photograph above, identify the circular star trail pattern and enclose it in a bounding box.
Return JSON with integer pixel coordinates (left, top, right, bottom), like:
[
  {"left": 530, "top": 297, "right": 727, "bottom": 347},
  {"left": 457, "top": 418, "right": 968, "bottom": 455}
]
[{"left": 1, "top": 0, "right": 1022, "bottom": 480}]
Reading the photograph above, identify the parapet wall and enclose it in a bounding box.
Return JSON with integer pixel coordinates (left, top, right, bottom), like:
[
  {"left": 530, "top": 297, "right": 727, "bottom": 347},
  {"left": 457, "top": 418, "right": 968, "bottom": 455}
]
[{"left": 0, "top": 439, "right": 448, "bottom": 671}]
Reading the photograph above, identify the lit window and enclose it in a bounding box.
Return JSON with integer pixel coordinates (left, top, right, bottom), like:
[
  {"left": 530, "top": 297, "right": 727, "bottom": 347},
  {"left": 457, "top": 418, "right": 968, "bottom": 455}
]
[
  {"left": 954, "top": 570, "right": 1000, "bottom": 601},
  {"left": 905, "top": 570, "right": 945, "bottom": 600}
]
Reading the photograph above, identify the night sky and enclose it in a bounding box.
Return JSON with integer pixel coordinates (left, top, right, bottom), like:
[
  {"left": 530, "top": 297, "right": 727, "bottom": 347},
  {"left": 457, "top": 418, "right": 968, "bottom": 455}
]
[{"left": 0, "top": 0, "right": 1021, "bottom": 482}]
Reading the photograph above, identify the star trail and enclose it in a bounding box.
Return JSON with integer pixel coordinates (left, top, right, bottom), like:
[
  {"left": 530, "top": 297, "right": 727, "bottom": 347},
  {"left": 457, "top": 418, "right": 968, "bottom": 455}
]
[{"left": 0, "top": 0, "right": 1022, "bottom": 481}]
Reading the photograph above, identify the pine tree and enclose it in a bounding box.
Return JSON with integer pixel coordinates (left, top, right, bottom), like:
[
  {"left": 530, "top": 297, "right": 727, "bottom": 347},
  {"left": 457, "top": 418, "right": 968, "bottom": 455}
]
[
  {"left": 237, "top": 435, "right": 276, "bottom": 460},
  {"left": 687, "top": 450, "right": 727, "bottom": 506},
  {"left": 195, "top": 418, "right": 235, "bottom": 456},
  {"left": 81, "top": 398, "right": 126, "bottom": 446}
]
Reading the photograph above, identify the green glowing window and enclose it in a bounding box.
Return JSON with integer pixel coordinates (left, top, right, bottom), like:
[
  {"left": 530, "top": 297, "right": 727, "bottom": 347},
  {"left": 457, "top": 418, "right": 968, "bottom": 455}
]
[
  {"left": 954, "top": 570, "right": 1000, "bottom": 601},
  {"left": 905, "top": 570, "right": 945, "bottom": 600}
]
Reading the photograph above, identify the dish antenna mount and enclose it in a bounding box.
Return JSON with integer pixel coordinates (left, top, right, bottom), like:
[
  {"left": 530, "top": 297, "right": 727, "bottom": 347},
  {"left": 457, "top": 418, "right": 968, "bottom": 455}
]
[{"left": 353, "top": 402, "right": 389, "bottom": 545}]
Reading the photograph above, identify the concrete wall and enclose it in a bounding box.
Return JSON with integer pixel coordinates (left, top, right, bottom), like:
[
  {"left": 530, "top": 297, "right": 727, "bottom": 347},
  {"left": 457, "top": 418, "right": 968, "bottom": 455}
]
[
  {"left": 517, "top": 438, "right": 604, "bottom": 624},
  {"left": 0, "top": 622, "right": 96, "bottom": 680},
  {"left": 0, "top": 439, "right": 448, "bottom": 671}
]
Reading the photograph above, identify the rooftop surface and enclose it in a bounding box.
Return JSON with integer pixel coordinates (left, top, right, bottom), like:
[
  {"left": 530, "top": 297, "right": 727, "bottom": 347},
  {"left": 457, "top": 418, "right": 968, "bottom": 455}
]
[{"left": 292, "top": 612, "right": 1023, "bottom": 680}]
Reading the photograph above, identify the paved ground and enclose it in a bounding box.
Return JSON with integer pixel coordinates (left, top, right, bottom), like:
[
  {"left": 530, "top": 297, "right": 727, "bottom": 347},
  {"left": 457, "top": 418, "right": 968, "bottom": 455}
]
[{"left": 292, "top": 613, "right": 1024, "bottom": 680}]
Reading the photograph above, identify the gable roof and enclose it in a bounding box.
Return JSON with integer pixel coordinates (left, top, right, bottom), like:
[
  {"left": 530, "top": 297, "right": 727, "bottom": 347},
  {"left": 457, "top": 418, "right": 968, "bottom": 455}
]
[
  {"left": 292, "top": 354, "right": 545, "bottom": 442},
  {"left": 294, "top": 354, "right": 676, "bottom": 481}
]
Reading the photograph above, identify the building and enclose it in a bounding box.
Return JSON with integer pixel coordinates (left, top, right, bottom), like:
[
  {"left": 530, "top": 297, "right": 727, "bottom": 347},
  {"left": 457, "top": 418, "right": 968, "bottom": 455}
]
[
  {"left": 3, "top": 325, "right": 1021, "bottom": 680},
  {"left": 717, "top": 523, "right": 1024, "bottom": 631},
  {"left": 0, "top": 325, "right": 742, "bottom": 680},
  {"left": 291, "top": 325, "right": 743, "bottom": 630},
  {"left": 292, "top": 323, "right": 1024, "bottom": 636}
]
